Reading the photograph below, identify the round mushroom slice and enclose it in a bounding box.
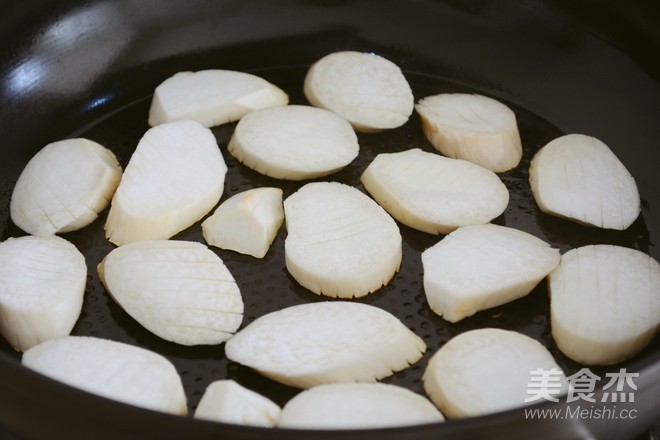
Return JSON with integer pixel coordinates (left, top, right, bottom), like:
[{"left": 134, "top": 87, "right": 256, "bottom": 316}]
[
  {"left": 550, "top": 245, "right": 660, "bottom": 365},
  {"left": 361, "top": 148, "right": 509, "bottom": 234},
  {"left": 148, "top": 69, "right": 288, "bottom": 127},
  {"left": 284, "top": 181, "right": 402, "bottom": 298},
  {"left": 227, "top": 105, "right": 359, "bottom": 180},
  {"left": 278, "top": 383, "right": 444, "bottom": 429},
  {"left": 423, "top": 328, "right": 568, "bottom": 418},
  {"left": 529, "top": 134, "right": 640, "bottom": 230},
  {"left": 304, "top": 51, "right": 414, "bottom": 132},
  {"left": 415, "top": 93, "right": 523, "bottom": 172},
  {"left": 0, "top": 236, "right": 86, "bottom": 352},
  {"left": 225, "top": 301, "right": 426, "bottom": 389},
  {"left": 22, "top": 336, "right": 187, "bottom": 415},
  {"left": 10, "top": 138, "right": 122, "bottom": 236},
  {"left": 98, "top": 240, "right": 243, "bottom": 346}
]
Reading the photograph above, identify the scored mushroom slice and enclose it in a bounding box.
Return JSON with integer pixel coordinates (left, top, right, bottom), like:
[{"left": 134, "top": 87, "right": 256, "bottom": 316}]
[
  {"left": 148, "top": 69, "right": 289, "bottom": 127},
  {"left": 98, "top": 240, "right": 243, "bottom": 346},
  {"left": 529, "top": 133, "right": 640, "bottom": 230},
  {"left": 360, "top": 148, "right": 509, "bottom": 234},
  {"left": 550, "top": 245, "right": 660, "bottom": 365},
  {"left": 423, "top": 328, "right": 568, "bottom": 418},
  {"left": 10, "top": 138, "right": 122, "bottom": 236},
  {"left": 422, "top": 224, "right": 560, "bottom": 322},
  {"left": 0, "top": 236, "right": 86, "bottom": 352},
  {"left": 202, "top": 187, "right": 284, "bottom": 258},
  {"left": 278, "top": 382, "right": 444, "bottom": 430},
  {"left": 22, "top": 336, "right": 187, "bottom": 415},
  {"left": 304, "top": 51, "right": 414, "bottom": 132},
  {"left": 104, "top": 120, "right": 228, "bottom": 246},
  {"left": 194, "top": 380, "right": 281, "bottom": 427},
  {"left": 415, "top": 93, "right": 523, "bottom": 173},
  {"left": 283, "top": 181, "right": 402, "bottom": 298},
  {"left": 224, "top": 301, "right": 426, "bottom": 389},
  {"left": 227, "top": 105, "right": 359, "bottom": 180}
]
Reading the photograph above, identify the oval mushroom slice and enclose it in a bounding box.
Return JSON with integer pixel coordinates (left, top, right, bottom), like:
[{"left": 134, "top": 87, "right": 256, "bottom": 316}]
[
  {"left": 22, "top": 336, "right": 187, "bottom": 415},
  {"left": 98, "top": 240, "right": 243, "bottom": 346},
  {"left": 550, "top": 245, "right": 660, "bottom": 365},
  {"left": 422, "top": 224, "right": 560, "bottom": 322},
  {"left": 202, "top": 187, "right": 284, "bottom": 258},
  {"left": 278, "top": 383, "right": 444, "bottom": 429},
  {"left": 0, "top": 236, "right": 86, "bottom": 352},
  {"left": 227, "top": 105, "right": 359, "bottom": 180},
  {"left": 194, "top": 380, "right": 281, "bottom": 427},
  {"left": 10, "top": 138, "right": 122, "bottom": 236},
  {"left": 284, "top": 182, "right": 402, "bottom": 298},
  {"left": 148, "top": 69, "right": 288, "bottom": 127},
  {"left": 529, "top": 134, "right": 640, "bottom": 230},
  {"left": 361, "top": 148, "right": 509, "bottom": 234},
  {"left": 304, "top": 51, "right": 414, "bottom": 132},
  {"left": 423, "top": 328, "right": 568, "bottom": 418},
  {"left": 225, "top": 302, "right": 425, "bottom": 389},
  {"left": 415, "top": 93, "right": 523, "bottom": 172},
  {"left": 104, "top": 120, "right": 227, "bottom": 245}
]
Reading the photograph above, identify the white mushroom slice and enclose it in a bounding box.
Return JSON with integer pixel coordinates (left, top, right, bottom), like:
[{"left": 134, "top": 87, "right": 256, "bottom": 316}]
[
  {"left": 104, "top": 120, "right": 227, "bottom": 245},
  {"left": 148, "top": 70, "right": 288, "bottom": 127},
  {"left": 415, "top": 93, "right": 523, "bottom": 172},
  {"left": 278, "top": 383, "right": 444, "bottom": 429},
  {"left": 360, "top": 148, "right": 509, "bottom": 234},
  {"left": 283, "top": 182, "right": 401, "bottom": 298},
  {"left": 529, "top": 134, "right": 640, "bottom": 230},
  {"left": 98, "top": 240, "right": 243, "bottom": 346},
  {"left": 304, "top": 51, "right": 414, "bottom": 132},
  {"left": 10, "top": 138, "right": 121, "bottom": 236},
  {"left": 0, "top": 236, "right": 86, "bottom": 352},
  {"left": 194, "top": 380, "right": 281, "bottom": 427},
  {"left": 225, "top": 302, "right": 425, "bottom": 389},
  {"left": 202, "top": 187, "right": 283, "bottom": 259},
  {"left": 422, "top": 224, "right": 560, "bottom": 322},
  {"left": 423, "top": 328, "right": 568, "bottom": 418},
  {"left": 227, "top": 105, "right": 359, "bottom": 180},
  {"left": 550, "top": 245, "right": 660, "bottom": 365},
  {"left": 22, "top": 336, "right": 187, "bottom": 415}
]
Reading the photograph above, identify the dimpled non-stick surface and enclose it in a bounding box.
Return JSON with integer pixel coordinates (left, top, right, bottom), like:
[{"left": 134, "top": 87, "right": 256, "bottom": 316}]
[{"left": 0, "top": 58, "right": 656, "bottom": 417}]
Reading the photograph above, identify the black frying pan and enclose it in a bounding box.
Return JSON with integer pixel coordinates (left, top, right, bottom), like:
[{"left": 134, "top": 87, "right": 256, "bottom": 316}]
[{"left": 0, "top": 1, "right": 658, "bottom": 439}]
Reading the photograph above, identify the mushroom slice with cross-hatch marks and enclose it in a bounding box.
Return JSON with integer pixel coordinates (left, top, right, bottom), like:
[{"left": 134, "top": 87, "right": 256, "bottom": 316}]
[
  {"left": 283, "top": 181, "right": 402, "bottom": 298},
  {"left": 549, "top": 244, "right": 660, "bottom": 365},
  {"left": 0, "top": 235, "right": 86, "bottom": 352},
  {"left": 104, "top": 120, "right": 227, "bottom": 246},
  {"left": 10, "top": 138, "right": 122, "bottom": 237},
  {"left": 98, "top": 240, "right": 243, "bottom": 346},
  {"left": 304, "top": 51, "right": 414, "bottom": 132},
  {"left": 22, "top": 336, "right": 187, "bottom": 415},
  {"left": 529, "top": 133, "right": 640, "bottom": 230},
  {"left": 225, "top": 301, "right": 426, "bottom": 389}
]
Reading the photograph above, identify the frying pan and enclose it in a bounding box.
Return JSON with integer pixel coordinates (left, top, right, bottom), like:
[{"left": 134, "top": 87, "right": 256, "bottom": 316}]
[{"left": 0, "top": 0, "right": 658, "bottom": 438}]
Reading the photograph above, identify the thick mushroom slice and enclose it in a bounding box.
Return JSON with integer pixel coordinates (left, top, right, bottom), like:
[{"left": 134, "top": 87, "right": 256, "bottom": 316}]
[{"left": 148, "top": 69, "right": 288, "bottom": 127}]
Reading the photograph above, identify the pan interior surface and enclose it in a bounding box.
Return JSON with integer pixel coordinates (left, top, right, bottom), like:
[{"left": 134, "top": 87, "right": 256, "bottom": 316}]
[{"left": 0, "top": 1, "right": 658, "bottom": 439}]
